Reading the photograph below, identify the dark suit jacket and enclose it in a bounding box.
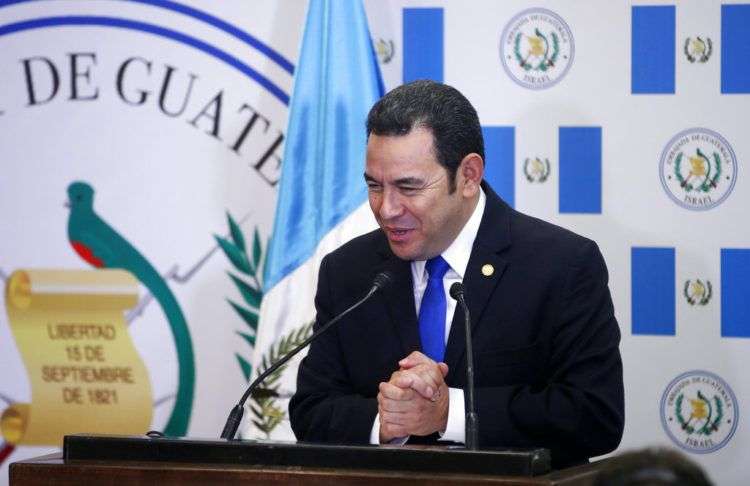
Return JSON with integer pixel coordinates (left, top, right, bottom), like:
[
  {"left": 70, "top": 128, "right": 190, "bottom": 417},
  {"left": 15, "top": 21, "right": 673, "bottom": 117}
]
[{"left": 289, "top": 184, "right": 624, "bottom": 469}]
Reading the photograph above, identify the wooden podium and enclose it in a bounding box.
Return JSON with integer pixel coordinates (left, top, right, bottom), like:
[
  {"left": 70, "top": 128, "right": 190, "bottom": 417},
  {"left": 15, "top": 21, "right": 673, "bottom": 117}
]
[{"left": 10, "top": 434, "right": 609, "bottom": 485}]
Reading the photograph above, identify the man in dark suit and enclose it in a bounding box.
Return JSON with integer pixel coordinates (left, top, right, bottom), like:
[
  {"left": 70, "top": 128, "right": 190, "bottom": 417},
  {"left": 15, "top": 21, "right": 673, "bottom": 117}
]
[{"left": 289, "top": 80, "right": 624, "bottom": 469}]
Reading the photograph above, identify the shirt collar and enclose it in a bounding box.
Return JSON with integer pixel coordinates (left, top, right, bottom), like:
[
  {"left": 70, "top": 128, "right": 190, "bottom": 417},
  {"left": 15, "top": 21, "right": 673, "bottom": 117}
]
[{"left": 413, "top": 187, "right": 486, "bottom": 281}]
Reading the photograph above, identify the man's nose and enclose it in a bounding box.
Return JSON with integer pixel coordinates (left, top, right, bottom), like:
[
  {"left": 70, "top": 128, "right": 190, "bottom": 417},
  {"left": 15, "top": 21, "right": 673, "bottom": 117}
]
[{"left": 379, "top": 188, "right": 403, "bottom": 220}]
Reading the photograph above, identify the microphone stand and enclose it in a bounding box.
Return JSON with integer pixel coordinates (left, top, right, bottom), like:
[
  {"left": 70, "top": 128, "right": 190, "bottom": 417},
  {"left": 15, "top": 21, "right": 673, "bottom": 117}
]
[
  {"left": 450, "top": 282, "right": 478, "bottom": 450},
  {"left": 219, "top": 272, "right": 392, "bottom": 440}
]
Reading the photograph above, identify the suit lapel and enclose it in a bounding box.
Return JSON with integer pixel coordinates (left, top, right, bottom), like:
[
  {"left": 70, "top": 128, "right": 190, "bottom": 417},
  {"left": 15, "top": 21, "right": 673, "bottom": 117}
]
[
  {"left": 444, "top": 184, "right": 512, "bottom": 375},
  {"left": 374, "top": 236, "right": 420, "bottom": 356}
]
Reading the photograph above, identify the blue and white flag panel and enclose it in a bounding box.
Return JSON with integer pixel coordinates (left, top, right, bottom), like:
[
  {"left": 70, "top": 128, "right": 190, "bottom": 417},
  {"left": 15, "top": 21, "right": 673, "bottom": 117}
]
[
  {"left": 248, "top": 0, "right": 382, "bottom": 440},
  {"left": 632, "top": 3, "right": 750, "bottom": 94},
  {"left": 631, "top": 247, "right": 750, "bottom": 338}
]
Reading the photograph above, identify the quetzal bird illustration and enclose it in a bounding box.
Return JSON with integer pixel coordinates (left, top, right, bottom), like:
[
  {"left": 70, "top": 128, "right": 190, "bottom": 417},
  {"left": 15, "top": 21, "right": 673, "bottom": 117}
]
[{"left": 66, "top": 181, "right": 194, "bottom": 436}]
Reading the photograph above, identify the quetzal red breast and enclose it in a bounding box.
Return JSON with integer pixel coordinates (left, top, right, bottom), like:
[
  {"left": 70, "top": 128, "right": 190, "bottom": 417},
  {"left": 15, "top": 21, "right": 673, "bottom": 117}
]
[{"left": 66, "top": 181, "right": 194, "bottom": 436}]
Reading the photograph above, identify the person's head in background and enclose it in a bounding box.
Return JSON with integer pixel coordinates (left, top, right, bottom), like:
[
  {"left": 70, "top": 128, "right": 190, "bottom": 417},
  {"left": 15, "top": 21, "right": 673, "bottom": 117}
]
[{"left": 593, "top": 447, "right": 712, "bottom": 486}]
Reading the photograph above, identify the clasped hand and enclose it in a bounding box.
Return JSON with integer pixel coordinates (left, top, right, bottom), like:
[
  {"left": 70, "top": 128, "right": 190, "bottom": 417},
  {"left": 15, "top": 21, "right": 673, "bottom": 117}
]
[{"left": 378, "top": 351, "right": 449, "bottom": 443}]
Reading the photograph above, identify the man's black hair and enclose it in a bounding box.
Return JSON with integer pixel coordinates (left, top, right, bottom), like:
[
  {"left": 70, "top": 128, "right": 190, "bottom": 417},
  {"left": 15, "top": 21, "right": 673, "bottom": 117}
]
[{"left": 366, "top": 80, "right": 484, "bottom": 191}]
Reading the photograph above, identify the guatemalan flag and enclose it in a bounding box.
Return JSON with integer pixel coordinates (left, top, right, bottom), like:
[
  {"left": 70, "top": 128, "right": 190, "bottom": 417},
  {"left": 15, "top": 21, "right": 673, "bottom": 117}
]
[
  {"left": 244, "top": 0, "right": 384, "bottom": 439},
  {"left": 631, "top": 4, "right": 750, "bottom": 94}
]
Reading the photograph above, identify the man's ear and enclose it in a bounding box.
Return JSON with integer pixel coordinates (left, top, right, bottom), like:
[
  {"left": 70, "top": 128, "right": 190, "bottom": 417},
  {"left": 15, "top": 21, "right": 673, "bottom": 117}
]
[{"left": 458, "top": 153, "right": 484, "bottom": 198}]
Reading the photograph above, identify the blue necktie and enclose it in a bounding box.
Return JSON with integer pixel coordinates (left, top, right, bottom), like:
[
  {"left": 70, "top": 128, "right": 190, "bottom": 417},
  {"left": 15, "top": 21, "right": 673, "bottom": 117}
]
[{"left": 418, "top": 256, "right": 450, "bottom": 362}]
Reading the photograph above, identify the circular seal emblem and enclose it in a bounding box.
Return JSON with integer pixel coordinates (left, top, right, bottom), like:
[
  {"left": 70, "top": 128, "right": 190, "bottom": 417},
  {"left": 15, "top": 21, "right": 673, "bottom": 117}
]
[
  {"left": 659, "top": 128, "right": 738, "bottom": 211},
  {"left": 499, "top": 8, "right": 574, "bottom": 90},
  {"left": 660, "top": 370, "right": 739, "bottom": 454}
]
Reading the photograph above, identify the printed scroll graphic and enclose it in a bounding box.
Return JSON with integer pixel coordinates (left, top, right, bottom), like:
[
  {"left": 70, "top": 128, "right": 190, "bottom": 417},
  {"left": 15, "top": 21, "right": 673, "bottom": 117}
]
[{"left": 1, "top": 269, "right": 153, "bottom": 446}]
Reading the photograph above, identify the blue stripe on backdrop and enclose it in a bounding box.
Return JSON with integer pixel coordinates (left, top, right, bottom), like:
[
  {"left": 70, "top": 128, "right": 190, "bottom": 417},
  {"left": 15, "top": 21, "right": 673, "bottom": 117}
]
[
  {"left": 632, "top": 247, "right": 676, "bottom": 336},
  {"left": 631, "top": 6, "right": 675, "bottom": 94},
  {"left": 721, "top": 249, "right": 750, "bottom": 338},
  {"left": 559, "top": 127, "right": 601, "bottom": 214},
  {"left": 403, "top": 8, "right": 443, "bottom": 83},
  {"left": 482, "top": 126, "right": 515, "bottom": 208},
  {"left": 721, "top": 5, "right": 750, "bottom": 94}
]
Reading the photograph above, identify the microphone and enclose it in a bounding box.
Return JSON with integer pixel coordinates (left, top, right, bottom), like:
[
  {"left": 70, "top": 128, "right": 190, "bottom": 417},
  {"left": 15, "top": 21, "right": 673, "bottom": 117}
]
[
  {"left": 450, "top": 282, "right": 478, "bottom": 450},
  {"left": 219, "top": 271, "right": 394, "bottom": 440}
]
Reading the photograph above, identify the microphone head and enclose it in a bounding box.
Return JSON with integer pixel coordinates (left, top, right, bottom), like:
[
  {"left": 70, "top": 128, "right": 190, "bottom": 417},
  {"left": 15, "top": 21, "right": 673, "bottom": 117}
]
[
  {"left": 372, "top": 271, "right": 394, "bottom": 290},
  {"left": 449, "top": 282, "right": 465, "bottom": 300}
]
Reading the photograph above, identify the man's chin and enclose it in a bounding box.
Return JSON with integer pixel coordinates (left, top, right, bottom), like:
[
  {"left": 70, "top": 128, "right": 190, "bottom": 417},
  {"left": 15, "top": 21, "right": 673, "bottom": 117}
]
[{"left": 385, "top": 240, "right": 423, "bottom": 262}]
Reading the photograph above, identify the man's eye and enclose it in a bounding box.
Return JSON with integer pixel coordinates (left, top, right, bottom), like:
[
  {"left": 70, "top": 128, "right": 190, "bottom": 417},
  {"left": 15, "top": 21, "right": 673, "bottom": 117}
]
[
  {"left": 399, "top": 186, "right": 420, "bottom": 194},
  {"left": 367, "top": 183, "right": 382, "bottom": 191}
]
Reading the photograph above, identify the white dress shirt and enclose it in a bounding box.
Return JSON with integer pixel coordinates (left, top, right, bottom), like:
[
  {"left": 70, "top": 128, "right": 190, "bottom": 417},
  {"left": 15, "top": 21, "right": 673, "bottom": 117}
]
[{"left": 370, "top": 188, "right": 486, "bottom": 444}]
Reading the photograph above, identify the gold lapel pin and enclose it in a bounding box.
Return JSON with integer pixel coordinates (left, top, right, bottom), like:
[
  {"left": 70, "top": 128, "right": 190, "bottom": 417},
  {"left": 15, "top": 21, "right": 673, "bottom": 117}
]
[{"left": 481, "top": 264, "right": 494, "bottom": 277}]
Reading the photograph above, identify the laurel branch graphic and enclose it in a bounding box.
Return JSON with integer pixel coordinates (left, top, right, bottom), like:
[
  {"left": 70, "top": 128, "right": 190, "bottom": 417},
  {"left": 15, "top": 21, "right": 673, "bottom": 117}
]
[
  {"left": 684, "top": 37, "right": 713, "bottom": 63},
  {"left": 674, "top": 150, "right": 722, "bottom": 193},
  {"left": 215, "top": 212, "right": 266, "bottom": 390},
  {"left": 250, "top": 321, "right": 314, "bottom": 437},
  {"left": 675, "top": 391, "right": 723, "bottom": 436}
]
